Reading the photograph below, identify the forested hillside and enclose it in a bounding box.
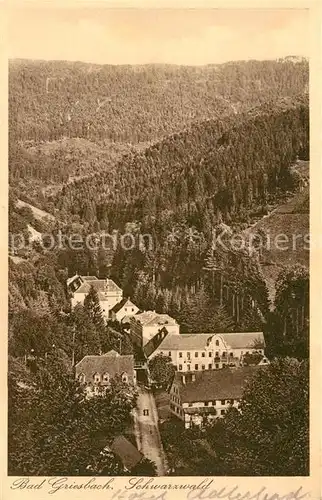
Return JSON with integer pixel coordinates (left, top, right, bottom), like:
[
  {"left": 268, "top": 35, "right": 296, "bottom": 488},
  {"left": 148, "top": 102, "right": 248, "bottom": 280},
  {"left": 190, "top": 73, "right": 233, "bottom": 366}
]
[
  {"left": 9, "top": 59, "right": 309, "bottom": 363},
  {"left": 9, "top": 58, "right": 308, "bottom": 144},
  {"left": 55, "top": 95, "right": 309, "bottom": 231},
  {"left": 8, "top": 56, "right": 310, "bottom": 475}
]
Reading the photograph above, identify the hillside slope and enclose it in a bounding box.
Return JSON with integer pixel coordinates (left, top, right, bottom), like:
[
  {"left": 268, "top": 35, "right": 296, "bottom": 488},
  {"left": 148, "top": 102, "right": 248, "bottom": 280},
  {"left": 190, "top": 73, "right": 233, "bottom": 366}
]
[
  {"left": 53, "top": 96, "right": 309, "bottom": 230},
  {"left": 245, "top": 170, "right": 309, "bottom": 304},
  {"left": 9, "top": 58, "right": 308, "bottom": 144}
]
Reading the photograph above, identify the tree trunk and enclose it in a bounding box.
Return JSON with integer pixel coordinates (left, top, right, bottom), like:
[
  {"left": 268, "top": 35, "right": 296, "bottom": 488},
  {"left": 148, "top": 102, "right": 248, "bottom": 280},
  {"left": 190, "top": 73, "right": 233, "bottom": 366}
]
[
  {"left": 236, "top": 294, "right": 239, "bottom": 323},
  {"left": 220, "top": 273, "right": 223, "bottom": 306}
]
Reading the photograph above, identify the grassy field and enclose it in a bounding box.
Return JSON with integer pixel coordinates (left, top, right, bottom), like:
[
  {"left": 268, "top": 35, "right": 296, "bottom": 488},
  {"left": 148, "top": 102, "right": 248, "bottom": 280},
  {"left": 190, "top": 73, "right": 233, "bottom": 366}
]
[{"left": 247, "top": 185, "right": 309, "bottom": 305}]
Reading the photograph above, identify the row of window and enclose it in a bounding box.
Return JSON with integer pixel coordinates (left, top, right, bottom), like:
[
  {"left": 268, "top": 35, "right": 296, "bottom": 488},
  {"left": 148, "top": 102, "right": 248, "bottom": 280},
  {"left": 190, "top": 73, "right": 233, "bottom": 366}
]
[
  {"left": 171, "top": 394, "right": 180, "bottom": 404},
  {"left": 187, "top": 399, "right": 236, "bottom": 407},
  {"left": 161, "top": 349, "right": 263, "bottom": 358},
  {"left": 78, "top": 372, "right": 129, "bottom": 383},
  {"left": 177, "top": 363, "right": 226, "bottom": 371},
  {"left": 170, "top": 403, "right": 184, "bottom": 417}
]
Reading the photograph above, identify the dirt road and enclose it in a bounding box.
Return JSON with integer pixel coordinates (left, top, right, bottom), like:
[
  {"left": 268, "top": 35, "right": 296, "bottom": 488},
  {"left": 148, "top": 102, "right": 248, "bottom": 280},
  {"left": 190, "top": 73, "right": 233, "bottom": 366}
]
[{"left": 133, "top": 386, "right": 168, "bottom": 476}]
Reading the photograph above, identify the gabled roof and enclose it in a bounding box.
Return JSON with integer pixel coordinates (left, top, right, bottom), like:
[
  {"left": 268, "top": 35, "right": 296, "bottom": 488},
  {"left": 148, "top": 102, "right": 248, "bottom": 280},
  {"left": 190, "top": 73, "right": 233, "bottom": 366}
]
[
  {"left": 75, "top": 351, "right": 134, "bottom": 382},
  {"left": 109, "top": 436, "right": 143, "bottom": 470},
  {"left": 153, "top": 333, "right": 214, "bottom": 351},
  {"left": 111, "top": 298, "right": 137, "bottom": 314},
  {"left": 174, "top": 366, "right": 262, "bottom": 403},
  {"left": 133, "top": 311, "right": 178, "bottom": 327},
  {"left": 74, "top": 278, "right": 122, "bottom": 295},
  {"left": 217, "top": 332, "right": 265, "bottom": 349}
]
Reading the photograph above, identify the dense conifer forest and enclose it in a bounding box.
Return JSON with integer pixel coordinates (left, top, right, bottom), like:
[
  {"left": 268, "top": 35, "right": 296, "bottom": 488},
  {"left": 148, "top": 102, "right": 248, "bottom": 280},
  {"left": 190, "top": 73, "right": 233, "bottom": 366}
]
[{"left": 8, "top": 57, "right": 310, "bottom": 476}]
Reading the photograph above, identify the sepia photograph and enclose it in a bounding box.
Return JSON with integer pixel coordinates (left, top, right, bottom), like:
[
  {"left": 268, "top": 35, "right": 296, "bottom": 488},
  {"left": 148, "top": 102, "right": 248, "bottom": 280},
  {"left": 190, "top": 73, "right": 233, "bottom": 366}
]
[{"left": 7, "top": 4, "right": 310, "bottom": 478}]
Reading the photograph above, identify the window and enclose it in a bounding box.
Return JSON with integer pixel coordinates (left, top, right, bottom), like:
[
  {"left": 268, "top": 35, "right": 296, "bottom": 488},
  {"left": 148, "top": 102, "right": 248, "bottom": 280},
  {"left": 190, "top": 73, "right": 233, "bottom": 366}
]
[
  {"left": 230, "top": 352, "right": 234, "bottom": 357},
  {"left": 202, "top": 352, "right": 205, "bottom": 357},
  {"left": 230, "top": 399, "right": 234, "bottom": 405},
  {"left": 215, "top": 352, "right": 219, "bottom": 357},
  {"left": 212, "top": 400, "right": 216, "bottom": 406},
  {"left": 209, "top": 352, "right": 212, "bottom": 357},
  {"left": 168, "top": 351, "right": 171, "bottom": 357},
  {"left": 102, "top": 372, "right": 110, "bottom": 383},
  {"left": 179, "top": 352, "right": 183, "bottom": 358},
  {"left": 195, "top": 364, "right": 199, "bottom": 370},
  {"left": 178, "top": 364, "right": 182, "bottom": 371},
  {"left": 221, "top": 400, "right": 225, "bottom": 405},
  {"left": 132, "top": 308, "right": 134, "bottom": 312},
  {"left": 222, "top": 363, "right": 226, "bottom": 368},
  {"left": 160, "top": 351, "right": 163, "bottom": 355},
  {"left": 246, "top": 351, "right": 249, "bottom": 355},
  {"left": 195, "top": 352, "right": 199, "bottom": 357},
  {"left": 263, "top": 358, "right": 267, "bottom": 363},
  {"left": 221, "top": 409, "right": 226, "bottom": 415},
  {"left": 188, "top": 403, "right": 193, "bottom": 407},
  {"left": 202, "top": 365, "right": 205, "bottom": 370},
  {"left": 215, "top": 364, "right": 219, "bottom": 369},
  {"left": 187, "top": 364, "right": 191, "bottom": 371},
  {"left": 93, "top": 372, "right": 100, "bottom": 383},
  {"left": 222, "top": 352, "right": 226, "bottom": 358},
  {"left": 216, "top": 340, "right": 219, "bottom": 346},
  {"left": 208, "top": 364, "right": 212, "bottom": 370},
  {"left": 187, "top": 352, "right": 191, "bottom": 360},
  {"left": 204, "top": 401, "right": 209, "bottom": 406},
  {"left": 121, "top": 372, "right": 128, "bottom": 383}
]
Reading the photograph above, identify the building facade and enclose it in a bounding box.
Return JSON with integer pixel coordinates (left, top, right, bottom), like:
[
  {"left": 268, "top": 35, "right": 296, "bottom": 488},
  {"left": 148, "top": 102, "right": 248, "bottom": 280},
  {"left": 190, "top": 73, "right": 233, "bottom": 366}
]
[
  {"left": 75, "top": 350, "right": 136, "bottom": 396},
  {"left": 169, "top": 367, "right": 260, "bottom": 428},
  {"left": 130, "top": 311, "right": 180, "bottom": 347},
  {"left": 68, "top": 275, "right": 123, "bottom": 319},
  {"left": 110, "top": 298, "right": 139, "bottom": 322},
  {"left": 146, "top": 331, "right": 267, "bottom": 372}
]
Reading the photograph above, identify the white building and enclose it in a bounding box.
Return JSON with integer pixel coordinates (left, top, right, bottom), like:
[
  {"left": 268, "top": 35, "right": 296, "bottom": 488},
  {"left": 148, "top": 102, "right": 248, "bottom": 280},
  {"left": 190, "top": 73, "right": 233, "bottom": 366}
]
[
  {"left": 68, "top": 275, "right": 123, "bottom": 319},
  {"left": 144, "top": 331, "right": 267, "bottom": 371},
  {"left": 169, "top": 366, "right": 262, "bottom": 428},
  {"left": 130, "top": 311, "right": 180, "bottom": 347},
  {"left": 110, "top": 298, "right": 139, "bottom": 322}
]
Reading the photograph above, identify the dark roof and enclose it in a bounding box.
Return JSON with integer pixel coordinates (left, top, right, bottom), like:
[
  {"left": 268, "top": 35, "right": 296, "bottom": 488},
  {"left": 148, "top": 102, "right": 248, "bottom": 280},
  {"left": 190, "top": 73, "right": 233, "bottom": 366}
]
[
  {"left": 111, "top": 298, "right": 137, "bottom": 313},
  {"left": 174, "top": 366, "right": 262, "bottom": 403},
  {"left": 109, "top": 435, "right": 143, "bottom": 470},
  {"left": 75, "top": 351, "right": 134, "bottom": 383},
  {"left": 143, "top": 327, "right": 169, "bottom": 358},
  {"left": 184, "top": 407, "right": 217, "bottom": 415}
]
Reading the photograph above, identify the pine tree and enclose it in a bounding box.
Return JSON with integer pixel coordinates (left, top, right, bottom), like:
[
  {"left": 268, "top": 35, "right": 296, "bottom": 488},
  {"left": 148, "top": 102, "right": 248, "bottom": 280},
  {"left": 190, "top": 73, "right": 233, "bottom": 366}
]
[{"left": 83, "top": 285, "right": 105, "bottom": 332}]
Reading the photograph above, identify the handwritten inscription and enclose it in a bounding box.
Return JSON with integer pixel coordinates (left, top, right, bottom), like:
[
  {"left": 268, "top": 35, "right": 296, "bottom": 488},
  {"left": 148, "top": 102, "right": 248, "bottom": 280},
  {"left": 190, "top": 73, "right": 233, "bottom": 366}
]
[{"left": 187, "top": 486, "right": 310, "bottom": 500}]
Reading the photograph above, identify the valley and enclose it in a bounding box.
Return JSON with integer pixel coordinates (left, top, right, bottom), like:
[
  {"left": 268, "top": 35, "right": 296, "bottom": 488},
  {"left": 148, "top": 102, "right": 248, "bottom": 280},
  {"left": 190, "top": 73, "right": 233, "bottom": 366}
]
[{"left": 8, "top": 55, "right": 310, "bottom": 477}]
